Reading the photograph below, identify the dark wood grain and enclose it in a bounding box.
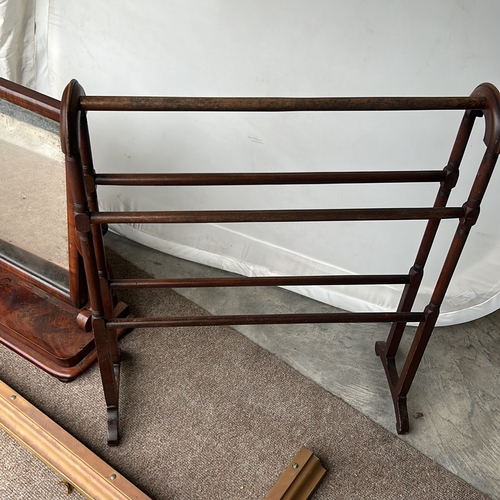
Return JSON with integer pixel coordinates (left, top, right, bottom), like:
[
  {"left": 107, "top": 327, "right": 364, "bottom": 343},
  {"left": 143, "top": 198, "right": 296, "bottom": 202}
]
[
  {"left": 107, "top": 312, "right": 425, "bottom": 329},
  {"left": 91, "top": 207, "right": 464, "bottom": 225},
  {"left": 109, "top": 274, "right": 410, "bottom": 289},
  {"left": 0, "top": 77, "right": 59, "bottom": 121},
  {"left": 95, "top": 170, "right": 446, "bottom": 186},
  {"left": 0, "top": 267, "right": 95, "bottom": 379},
  {"left": 80, "top": 95, "right": 487, "bottom": 112}
]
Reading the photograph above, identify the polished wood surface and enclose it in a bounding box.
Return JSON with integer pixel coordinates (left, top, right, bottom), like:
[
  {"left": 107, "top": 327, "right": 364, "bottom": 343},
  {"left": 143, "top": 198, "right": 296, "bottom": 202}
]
[
  {"left": 90, "top": 207, "right": 465, "bottom": 224},
  {"left": 80, "top": 94, "right": 487, "bottom": 112},
  {"left": 95, "top": 170, "right": 446, "bottom": 185},
  {"left": 0, "top": 265, "right": 95, "bottom": 379},
  {"left": 61, "top": 79, "right": 500, "bottom": 444},
  {"left": 0, "top": 77, "right": 59, "bottom": 121}
]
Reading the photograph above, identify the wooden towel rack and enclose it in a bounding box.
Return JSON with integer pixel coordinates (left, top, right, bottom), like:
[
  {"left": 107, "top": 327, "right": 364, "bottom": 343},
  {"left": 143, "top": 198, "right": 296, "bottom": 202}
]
[{"left": 60, "top": 80, "right": 500, "bottom": 445}]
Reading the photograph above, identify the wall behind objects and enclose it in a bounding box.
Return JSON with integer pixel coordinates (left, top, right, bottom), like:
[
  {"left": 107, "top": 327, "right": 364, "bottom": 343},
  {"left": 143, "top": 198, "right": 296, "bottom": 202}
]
[
  {"left": 0, "top": 0, "right": 36, "bottom": 87},
  {"left": 32, "top": 0, "right": 500, "bottom": 324}
]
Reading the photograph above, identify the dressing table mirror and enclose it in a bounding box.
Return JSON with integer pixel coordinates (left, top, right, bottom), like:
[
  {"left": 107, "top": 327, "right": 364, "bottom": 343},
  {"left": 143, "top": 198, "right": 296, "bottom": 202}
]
[{"left": 0, "top": 77, "right": 127, "bottom": 381}]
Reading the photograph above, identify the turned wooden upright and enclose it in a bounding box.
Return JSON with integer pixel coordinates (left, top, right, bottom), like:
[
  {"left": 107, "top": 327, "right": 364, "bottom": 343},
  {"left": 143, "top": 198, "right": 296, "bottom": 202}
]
[{"left": 60, "top": 80, "right": 500, "bottom": 445}]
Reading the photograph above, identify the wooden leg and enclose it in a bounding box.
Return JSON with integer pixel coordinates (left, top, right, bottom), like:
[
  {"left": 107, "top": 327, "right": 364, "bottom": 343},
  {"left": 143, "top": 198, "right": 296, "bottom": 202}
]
[
  {"left": 377, "top": 189, "right": 483, "bottom": 434},
  {"left": 375, "top": 112, "right": 482, "bottom": 432},
  {"left": 375, "top": 341, "right": 409, "bottom": 434},
  {"left": 92, "top": 317, "right": 120, "bottom": 445}
]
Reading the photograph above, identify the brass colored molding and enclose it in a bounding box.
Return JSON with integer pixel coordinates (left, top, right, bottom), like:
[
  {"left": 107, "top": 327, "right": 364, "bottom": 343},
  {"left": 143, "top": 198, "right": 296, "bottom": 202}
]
[
  {"left": 0, "top": 379, "right": 150, "bottom": 500},
  {"left": 265, "top": 446, "right": 326, "bottom": 500}
]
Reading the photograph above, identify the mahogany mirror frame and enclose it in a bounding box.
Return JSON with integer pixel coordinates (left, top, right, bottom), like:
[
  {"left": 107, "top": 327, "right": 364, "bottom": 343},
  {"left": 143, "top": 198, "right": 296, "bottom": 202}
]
[{"left": 0, "top": 77, "right": 128, "bottom": 381}]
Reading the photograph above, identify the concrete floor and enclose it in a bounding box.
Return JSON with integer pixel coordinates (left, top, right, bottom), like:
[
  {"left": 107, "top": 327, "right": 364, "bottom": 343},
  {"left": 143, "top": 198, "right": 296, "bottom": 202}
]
[{"left": 106, "top": 231, "right": 500, "bottom": 499}]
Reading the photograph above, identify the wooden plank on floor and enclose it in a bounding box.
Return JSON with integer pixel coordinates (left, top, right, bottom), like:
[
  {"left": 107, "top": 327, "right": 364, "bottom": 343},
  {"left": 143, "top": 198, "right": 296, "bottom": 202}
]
[
  {"left": 265, "top": 446, "right": 326, "bottom": 500},
  {"left": 0, "top": 378, "right": 151, "bottom": 500}
]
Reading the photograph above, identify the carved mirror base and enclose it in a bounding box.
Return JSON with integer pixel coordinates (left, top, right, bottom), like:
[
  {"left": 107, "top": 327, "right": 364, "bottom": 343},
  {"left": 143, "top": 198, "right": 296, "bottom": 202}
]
[{"left": 0, "top": 259, "right": 129, "bottom": 381}]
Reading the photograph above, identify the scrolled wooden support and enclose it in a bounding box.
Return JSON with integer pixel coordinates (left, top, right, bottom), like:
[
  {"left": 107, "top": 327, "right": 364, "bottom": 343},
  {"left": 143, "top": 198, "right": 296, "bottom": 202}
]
[
  {"left": 60, "top": 80, "right": 85, "bottom": 157},
  {"left": 471, "top": 82, "right": 500, "bottom": 154}
]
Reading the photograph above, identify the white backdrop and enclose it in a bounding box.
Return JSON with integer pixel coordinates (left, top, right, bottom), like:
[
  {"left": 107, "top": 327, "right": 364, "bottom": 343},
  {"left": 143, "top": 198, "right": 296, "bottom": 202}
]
[
  {"left": 3, "top": 0, "right": 500, "bottom": 325},
  {"left": 0, "top": 0, "right": 36, "bottom": 87}
]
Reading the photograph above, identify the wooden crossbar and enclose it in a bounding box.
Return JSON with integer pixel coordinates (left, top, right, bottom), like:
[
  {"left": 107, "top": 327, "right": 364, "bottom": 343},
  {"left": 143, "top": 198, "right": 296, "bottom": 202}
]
[
  {"left": 107, "top": 312, "right": 426, "bottom": 329},
  {"left": 80, "top": 95, "right": 487, "bottom": 112},
  {"left": 90, "top": 207, "right": 464, "bottom": 225},
  {"left": 109, "top": 274, "right": 410, "bottom": 289},
  {"left": 94, "top": 170, "right": 446, "bottom": 186}
]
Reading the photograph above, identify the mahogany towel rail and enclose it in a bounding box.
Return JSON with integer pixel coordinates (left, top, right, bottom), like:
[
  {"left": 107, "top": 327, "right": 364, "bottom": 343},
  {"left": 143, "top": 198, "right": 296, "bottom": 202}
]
[{"left": 60, "top": 80, "right": 500, "bottom": 445}]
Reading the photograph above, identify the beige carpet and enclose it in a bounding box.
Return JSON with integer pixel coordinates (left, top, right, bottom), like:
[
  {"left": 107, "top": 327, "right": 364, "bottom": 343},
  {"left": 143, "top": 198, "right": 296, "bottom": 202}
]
[{"left": 0, "top": 252, "right": 490, "bottom": 499}]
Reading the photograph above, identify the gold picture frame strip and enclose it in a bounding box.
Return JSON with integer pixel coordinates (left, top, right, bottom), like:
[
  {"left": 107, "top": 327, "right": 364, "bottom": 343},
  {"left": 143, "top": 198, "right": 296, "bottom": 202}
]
[
  {"left": 0, "top": 379, "right": 151, "bottom": 500},
  {"left": 265, "top": 446, "right": 326, "bottom": 500}
]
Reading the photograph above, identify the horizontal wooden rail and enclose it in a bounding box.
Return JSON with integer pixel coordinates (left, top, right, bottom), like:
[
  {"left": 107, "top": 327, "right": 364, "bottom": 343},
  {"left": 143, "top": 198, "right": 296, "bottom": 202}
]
[
  {"left": 80, "top": 95, "right": 487, "bottom": 112},
  {"left": 0, "top": 77, "right": 60, "bottom": 121},
  {"left": 109, "top": 274, "right": 410, "bottom": 289},
  {"left": 91, "top": 207, "right": 464, "bottom": 224},
  {"left": 95, "top": 170, "right": 446, "bottom": 186},
  {"left": 107, "top": 312, "right": 426, "bottom": 329}
]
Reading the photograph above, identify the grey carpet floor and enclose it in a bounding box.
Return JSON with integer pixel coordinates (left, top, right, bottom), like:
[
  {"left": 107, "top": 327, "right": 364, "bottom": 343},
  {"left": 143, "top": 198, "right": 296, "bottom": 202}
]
[{"left": 0, "top": 252, "right": 490, "bottom": 499}]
